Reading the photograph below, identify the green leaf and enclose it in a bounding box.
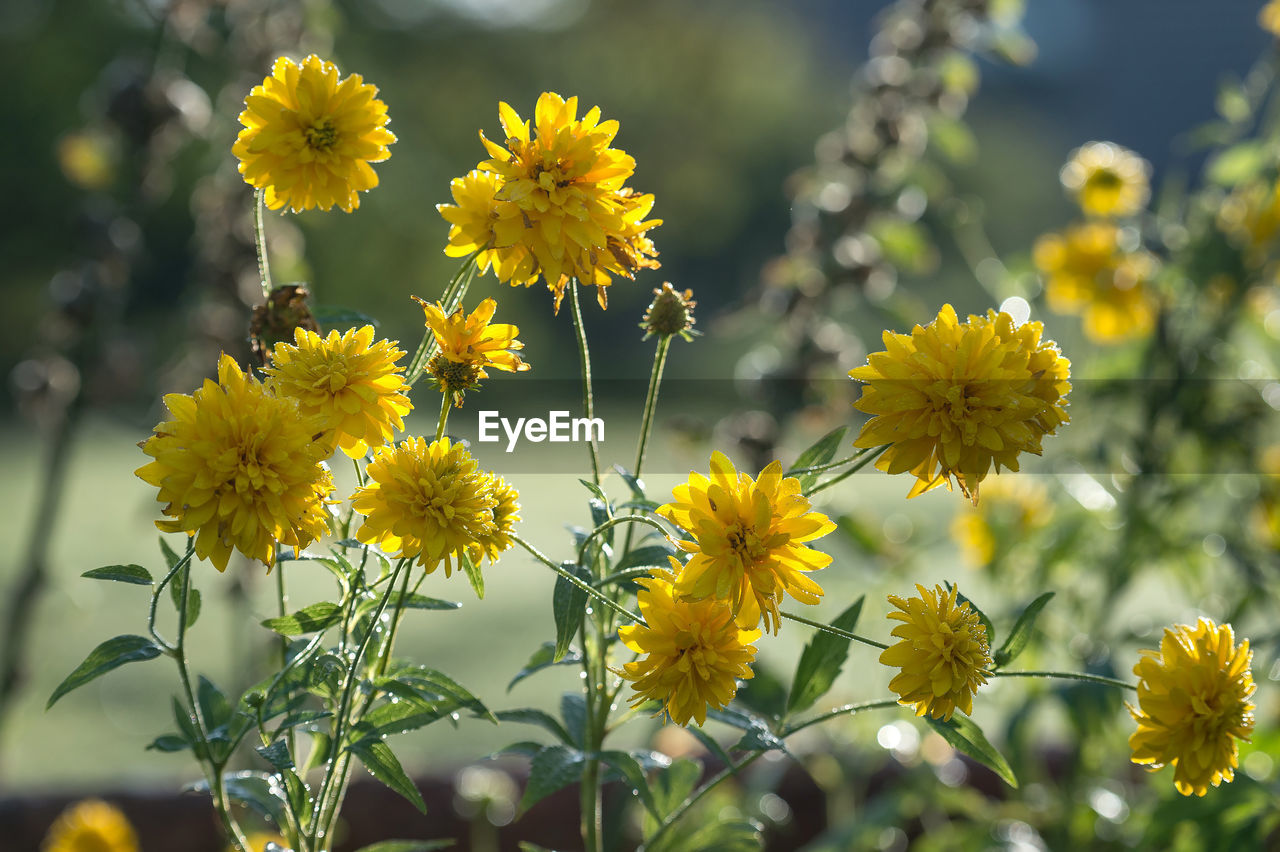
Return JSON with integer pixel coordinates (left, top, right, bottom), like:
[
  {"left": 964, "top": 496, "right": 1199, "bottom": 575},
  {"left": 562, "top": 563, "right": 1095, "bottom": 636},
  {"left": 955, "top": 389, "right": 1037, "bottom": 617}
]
[
  {"left": 707, "top": 708, "right": 785, "bottom": 753},
  {"left": 613, "top": 545, "right": 677, "bottom": 574},
  {"left": 256, "top": 739, "right": 294, "bottom": 772},
  {"left": 947, "top": 583, "right": 994, "bottom": 646},
  {"left": 460, "top": 548, "right": 485, "bottom": 599},
  {"left": 378, "top": 665, "right": 494, "bottom": 723},
  {"left": 616, "top": 499, "right": 661, "bottom": 513},
  {"left": 1216, "top": 79, "right": 1251, "bottom": 124},
  {"left": 1208, "top": 142, "right": 1271, "bottom": 187},
  {"left": 82, "top": 564, "right": 152, "bottom": 585},
  {"left": 588, "top": 498, "right": 613, "bottom": 549},
  {"left": 680, "top": 818, "right": 763, "bottom": 852},
  {"left": 262, "top": 602, "right": 343, "bottom": 635},
  {"left": 599, "top": 750, "right": 660, "bottom": 818},
  {"left": 146, "top": 734, "right": 191, "bottom": 753},
  {"left": 197, "top": 676, "right": 232, "bottom": 731},
  {"left": 356, "top": 592, "right": 460, "bottom": 620},
  {"left": 644, "top": 758, "right": 701, "bottom": 836},
  {"left": 787, "top": 597, "right": 865, "bottom": 714},
  {"left": 508, "top": 642, "right": 582, "bottom": 692},
  {"left": 993, "top": 592, "right": 1055, "bottom": 669},
  {"left": 784, "top": 426, "right": 848, "bottom": 491},
  {"left": 518, "top": 745, "right": 585, "bottom": 814},
  {"left": 158, "top": 536, "right": 182, "bottom": 569},
  {"left": 561, "top": 693, "right": 587, "bottom": 749},
  {"left": 928, "top": 113, "right": 978, "bottom": 164},
  {"left": 925, "top": 714, "right": 1018, "bottom": 788},
  {"left": 612, "top": 464, "right": 646, "bottom": 499},
  {"left": 578, "top": 478, "right": 610, "bottom": 506},
  {"left": 495, "top": 708, "right": 573, "bottom": 745},
  {"left": 354, "top": 698, "right": 453, "bottom": 740},
  {"left": 353, "top": 843, "right": 454, "bottom": 852},
  {"left": 552, "top": 562, "right": 591, "bottom": 662},
  {"left": 348, "top": 739, "right": 427, "bottom": 813},
  {"left": 220, "top": 771, "right": 288, "bottom": 826},
  {"left": 169, "top": 574, "right": 201, "bottom": 629},
  {"left": 47, "top": 635, "right": 163, "bottom": 708}
]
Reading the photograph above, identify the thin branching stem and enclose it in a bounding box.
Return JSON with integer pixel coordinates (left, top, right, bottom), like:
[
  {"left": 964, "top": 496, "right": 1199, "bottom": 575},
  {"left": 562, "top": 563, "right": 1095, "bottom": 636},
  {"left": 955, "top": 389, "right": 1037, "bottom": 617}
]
[
  {"left": 568, "top": 280, "right": 602, "bottom": 486},
  {"left": 254, "top": 188, "right": 273, "bottom": 298},
  {"left": 988, "top": 669, "right": 1137, "bottom": 691},
  {"left": 577, "top": 516, "right": 675, "bottom": 568},
  {"left": 780, "top": 610, "right": 889, "bottom": 650},
  {"left": 783, "top": 698, "right": 900, "bottom": 736},
  {"left": 511, "top": 534, "right": 640, "bottom": 624},
  {"left": 435, "top": 392, "right": 451, "bottom": 441},
  {"left": 805, "top": 445, "right": 888, "bottom": 497},
  {"left": 643, "top": 752, "right": 764, "bottom": 851}
]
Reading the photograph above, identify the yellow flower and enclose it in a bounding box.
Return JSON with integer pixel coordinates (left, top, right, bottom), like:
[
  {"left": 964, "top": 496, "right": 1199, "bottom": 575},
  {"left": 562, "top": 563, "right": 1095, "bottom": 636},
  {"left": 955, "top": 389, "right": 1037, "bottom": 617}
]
[
  {"left": 416, "top": 297, "right": 529, "bottom": 406},
  {"left": 136, "top": 354, "right": 335, "bottom": 572},
  {"left": 441, "top": 91, "right": 661, "bottom": 310},
  {"left": 879, "top": 584, "right": 991, "bottom": 721},
  {"left": 1060, "top": 141, "right": 1150, "bottom": 219},
  {"left": 1034, "top": 222, "right": 1159, "bottom": 344},
  {"left": 949, "top": 475, "right": 1051, "bottom": 567},
  {"left": 264, "top": 325, "right": 412, "bottom": 459},
  {"left": 1261, "top": 0, "right": 1280, "bottom": 36},
  {"left": 1129, "top": 618, "right": 1256, "bottom": 797},
  {"left": 850, "top": 305, "right": 1071, "bottom": 502},
  {"left": 234, "top": 834, "right": 287, "bottom": 852},
  {"left": 352, "top": 436, "right": 496, "bottom": 576},
  {"left": 233, "top": 54, "right": 395, "bottom": 213},
  {"left": 618, "top": 569, "right": 761, "bottom": 726},
  {"left": 658, "top": 451, "right": 835, "bottom": 634},
  {"left": 1218, "top": 179, "right": 1280, "bottom": 255},
  {"left": 467, "top": 473, "right": 520, "bottom": 565},
  {"left": 42, "top": 799, "right": 138, "bottom": 852}
]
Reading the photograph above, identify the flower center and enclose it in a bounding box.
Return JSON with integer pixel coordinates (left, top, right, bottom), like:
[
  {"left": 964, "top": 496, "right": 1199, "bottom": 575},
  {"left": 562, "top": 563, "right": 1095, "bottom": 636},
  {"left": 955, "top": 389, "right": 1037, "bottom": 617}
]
[
  {"left": 428, "top": 354, "right": 482, "bottom": 394},
  {"left": 725, "top": 524, "right": 767, "bottom": 564},
  {"left": 1087, "top": 168, "right": 1124, "bottom": 191},
  {"left": 305, "top": 118, "right": 339, "bottom": 151}
]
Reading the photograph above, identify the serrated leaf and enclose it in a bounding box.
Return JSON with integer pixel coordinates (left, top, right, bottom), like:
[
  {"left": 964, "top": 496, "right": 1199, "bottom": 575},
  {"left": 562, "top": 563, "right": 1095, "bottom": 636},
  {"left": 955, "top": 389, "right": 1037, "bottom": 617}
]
[
  {"left": 518, "top": 745, "right": 585, "bottom": 814},
  {"left": 993, "top": 591, "right": 1055, "bottom": 669},
  {"left": 48, "top": 635, "right": 162, "bottom": 708},
  {"left": 357, "top": 592, "right": 460, "bottom": 619},
  {"left": 552, "top": 562, "right": 591, "bottom": 662},
  {"left": 262, "top": 602, "right": 342, "bottom": 635},
  {"left": 378, "top": 665, "right": 494, "bottom": 723},
  {"left": 353, "top": 842, "right": 455, "bottom": 852},
  {"left": 926, "top": 714, "right": 1018, "bottom": 788},
  {"left": 197, "top": 675, "right": 232, "bottom": 731},
  {"left": 256, "top": 739, "right": 294, "bottom": 772},
  {"left": 159, "top": 536, "right": 182, "bottom": 569},
  {"left": 788, "top": 597, "right": 865, "bottom": 714},
  {"left": 784, "top": 426, "right": 848, "bottom": 491},
  {"left": 508, "top": 642, "right": 582, "bottom": 691},
  {"left": 599, "top": 750, "right": 660, "bottom": 817},
  {"left": 495, "top": 708, "right": 573, "bottom": 745},
  {"left": 647, "top": 759, "right": 702, "bottom": 827},
  {"left": 679, "top": 817, "right": 763, "bottom": 852},
  {"left": 561, "top": 693, "right": 587, "bottom": 749},
  {"left": 82, "top": 564, "right": 152, "bottom": 585},
  {"left": 460, "top": 548, "right": 484, "bottom": 600},
  {"left": 354, "top": 699, "right": 453, "bottom": 740},
  {"left": 349, "top": 739, "right": 427, "bottom": 813}
]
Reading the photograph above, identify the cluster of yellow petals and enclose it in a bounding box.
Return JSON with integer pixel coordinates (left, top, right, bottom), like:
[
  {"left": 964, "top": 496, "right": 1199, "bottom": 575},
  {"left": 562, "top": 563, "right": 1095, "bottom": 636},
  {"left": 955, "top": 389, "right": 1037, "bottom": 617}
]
[
  {"left": 233, "top": 54, "right": 395, "bottom": 213},
  {"left": 352, "top": 437, "right": 503, "bottom": 578},
  {"left": 439, "top": 92, "right": 661, "bottom": 310},
  {"left": 658, "top": 452, "right": 835, "bottom": 635},
  {"left": 264, "top": 325, "right": 412, "bottom": 458},
  {"left": 42, "top": 799, "right": 138, "bottom": 852},
  {"left": 950, "top": 475, "right": 1052, "bottom": 567},
  {"left": 1129, "top": 619, "right": 1256, "bottom": 797},
  {"left": 468, "top": 473, "right": 521, "bottom": 566},
  {"left": 618, "top": 570, "right": 761, "bottom": 726},
  {"left": 1060, "top": 141, "right": 1150, "bottom": 219},
  {"left": 417, "top": 297, "right": 529, "bottom": 405},
  {"left": 1034, "top": 222, "right": 1159, "bottom": 344},
  {"left": 136, "top": 354, "right": 334, "bottom": 572},
  {"left": 850, "top": 304, "right": 1071, "bottom": 502},
  {"left": 879, "top": 584, "right": 991, "bottom": 721}
]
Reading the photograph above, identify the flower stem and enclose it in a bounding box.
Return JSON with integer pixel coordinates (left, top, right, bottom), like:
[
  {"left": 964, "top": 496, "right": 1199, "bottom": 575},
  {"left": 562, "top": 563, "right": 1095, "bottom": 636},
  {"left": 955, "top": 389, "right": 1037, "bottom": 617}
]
[
  {"left": 576, "top": 515, "right": 674, "bottom": 568},
  {"left": 568, "top": 280, "right": 602, "bottom": 487},
  {"left": 988, "top": 669, "right": 1137, "bottom": 691},
  {"left": 254, "top": 188, "right": 273, "bottom": 299},
  {"left": 510, "top": 534, "right": 640, "bottom": 624},
  {"left": 435, "top": 392, "right": 451, "bottom": 441},
  {"left": 634, "top": 335, "right": 671, "bottom": 479},
  {"left": 782, "top": 698, "right": 900, "bottom": 736},
  {"left": 642, "top": 752, "right": 765, "bottom": 851},
  {"left": 780, "top": 610, "right": 889, "bottom": 650},
  {"left": 804, "top": 445, "right": 888, "bottom": 497}
]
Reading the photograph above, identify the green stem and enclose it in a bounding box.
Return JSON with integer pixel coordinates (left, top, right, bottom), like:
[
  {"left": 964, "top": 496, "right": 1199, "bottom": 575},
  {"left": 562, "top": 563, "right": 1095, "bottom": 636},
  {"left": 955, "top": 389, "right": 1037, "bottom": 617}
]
[
  {"left": 633, "top": 335, "right": 671, "bottom": 479},
  {"left": 577, "top": 516, "right": 674, "bottom": 568},
  {"left": 274, "top": 559, "right": 298, "bottom": 780},
  {"left": 782, "top": 698, "right": 900, "bottom": 736},
  {"left": 435, "top": 392, "right": 451, "bottom": 441},
  {"left": 804, "top": 445, "right": 888, "bottom": 497},
  {"left": 780, "top": 610, "right": 888, "bottom": 650},
  {"left": 511, "top": 534, "right": 640, "bottom": 623},
  {"left": 308, "top": 558, "right": 408, "bottom": 850},
  {"left": 147, "top": 547, "right": 192, "bottom": 655},
  {"left": 254, "top": 188, "right": 273, "bottom": 298},
  {"left": 988, "top": 669, "right": 1137, "bottom": 692},
  {"left": 569, "top": 280, "right": 602, "bottom": 486},
  {"left": 642, "top": 752, "right": 765, "bottom": 852},
  {"left": 787, "top": 449, "right": 875, "bottom": 478}
]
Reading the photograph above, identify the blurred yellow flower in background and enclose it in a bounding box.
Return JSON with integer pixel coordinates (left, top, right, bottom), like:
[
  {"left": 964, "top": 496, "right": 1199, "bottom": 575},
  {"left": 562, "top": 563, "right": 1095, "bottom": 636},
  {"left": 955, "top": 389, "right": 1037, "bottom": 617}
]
[
  {"left": 1060, "top": 141, "right": 1150, "bottom": 219},
  {"left": 352, "top": 437, "right": 496, "bottom": 577},
  {"left": 1034, "top": 222, "right": 1159, "bottom": 343},
  {"left": 880, "top": 583, "right": 991, "bottom": 721},
  {"left": 265, "top": 325, "right": 412, "bottom": 459},
  {"left": 850, "top": 304, "right": 1071, "bottom": 502},
  {"left": 1218, "top": 179, "right": 1280, "bottom": 256},
  {"left": 441, "top": 92, "right": 661, "bottom": 310},
  {"left": 950, "top": 475, "right": 1052, "bottom": 567},
  {"left": 42, "top": 799, "right": 138, "bottom": 852},
  {"left": 417, "top": 297, "right": 529, "bottom": 406},
  {"left": 658, "top": 451, "right": 834, "bottom": 634},
  {"left": 234, "top": 54, "right": 395, "bottom": 213},
  {"left": 136, "top": 354, "right": 335, "bottom": 571},
  {"left": 1261, "top": 0, "right": 1280, "bottom": 36},
  {"left": 1129, "top": 618, "right": 1255, "bottom": 797},
  {"left": 618, "top": 569, "right": 761, "bottom": 726}
]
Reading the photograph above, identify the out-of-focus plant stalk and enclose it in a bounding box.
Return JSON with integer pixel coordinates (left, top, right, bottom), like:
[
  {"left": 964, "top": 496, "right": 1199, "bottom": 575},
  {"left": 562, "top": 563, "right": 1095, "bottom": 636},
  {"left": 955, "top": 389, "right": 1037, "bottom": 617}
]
[
  {"left": 254, "top": 187, "right": 274, "bottom": 298},
  {"left": 569, "top": 280, "right": 602, "bottom": 487}
]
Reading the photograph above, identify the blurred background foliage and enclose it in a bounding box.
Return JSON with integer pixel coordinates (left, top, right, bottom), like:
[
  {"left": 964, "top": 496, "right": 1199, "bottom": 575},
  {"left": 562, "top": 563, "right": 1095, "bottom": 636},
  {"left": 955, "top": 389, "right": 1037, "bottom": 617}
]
[{"left": 3, "top": 0, "right": 1280, "bottom": 850}]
